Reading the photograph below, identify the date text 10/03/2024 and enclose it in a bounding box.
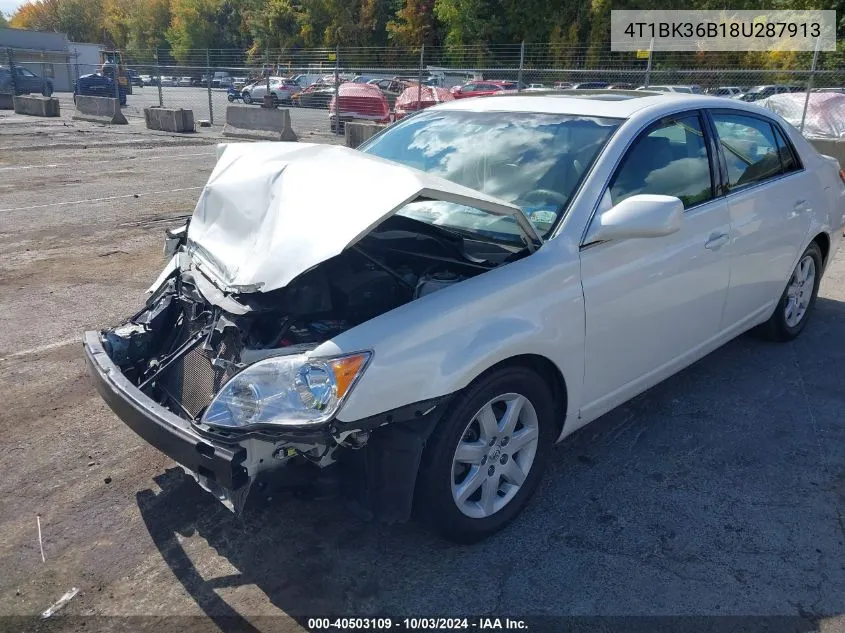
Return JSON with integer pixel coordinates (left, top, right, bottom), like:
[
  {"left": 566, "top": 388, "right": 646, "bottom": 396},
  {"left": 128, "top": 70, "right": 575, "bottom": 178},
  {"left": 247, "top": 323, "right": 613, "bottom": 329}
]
[{"left": 306, "top": 618, "right": 529, "bottom": 630}]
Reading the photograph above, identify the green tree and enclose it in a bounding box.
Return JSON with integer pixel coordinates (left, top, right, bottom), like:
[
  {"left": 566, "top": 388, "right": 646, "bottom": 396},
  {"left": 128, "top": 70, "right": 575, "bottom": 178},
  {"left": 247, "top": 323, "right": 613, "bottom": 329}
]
[
  {"left": 166, "top": 0, "right": 223, "bottom": 61},
  {"left": 57, "top": 0, "right": 103, "bottom": 41},
  {"left": 387, "top": 0, "right": 438, "bottom": 47}
]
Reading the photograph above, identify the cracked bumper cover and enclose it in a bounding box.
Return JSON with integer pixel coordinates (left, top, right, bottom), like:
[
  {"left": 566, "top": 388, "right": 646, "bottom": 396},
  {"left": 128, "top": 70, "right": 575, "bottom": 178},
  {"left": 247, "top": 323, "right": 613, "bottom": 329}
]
[{"left": 83, "top": 330, "right": 250, "bottom": 491}]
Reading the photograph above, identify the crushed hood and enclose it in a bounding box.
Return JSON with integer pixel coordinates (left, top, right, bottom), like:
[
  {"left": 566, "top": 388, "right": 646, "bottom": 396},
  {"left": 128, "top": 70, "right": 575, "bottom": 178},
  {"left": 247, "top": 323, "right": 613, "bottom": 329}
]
[{"left": 186, "top": 143, "right": 539, "bottom": 293}]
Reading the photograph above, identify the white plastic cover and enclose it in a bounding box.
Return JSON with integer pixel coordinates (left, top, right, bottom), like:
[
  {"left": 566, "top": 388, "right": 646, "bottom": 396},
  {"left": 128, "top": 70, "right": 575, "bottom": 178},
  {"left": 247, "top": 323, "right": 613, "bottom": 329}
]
[
  {"left": 759, "top": 92, "right": 845, "bottom": 140},
  {"left": 186, "top": 142, "right": 538, "bottom": 293}
]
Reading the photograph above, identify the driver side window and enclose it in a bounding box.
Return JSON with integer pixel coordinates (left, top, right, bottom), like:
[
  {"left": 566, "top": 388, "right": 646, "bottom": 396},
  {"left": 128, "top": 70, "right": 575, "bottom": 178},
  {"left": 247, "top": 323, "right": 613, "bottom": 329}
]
[{"left": 609, "top": 114, "right": 714, "bottom": 209}]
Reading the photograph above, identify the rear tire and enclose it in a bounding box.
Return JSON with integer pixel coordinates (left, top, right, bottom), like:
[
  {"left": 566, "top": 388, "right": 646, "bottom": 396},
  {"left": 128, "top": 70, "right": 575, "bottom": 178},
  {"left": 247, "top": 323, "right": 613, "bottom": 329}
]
[
  {"left": 757, "top": 242, "right": 822, "bottom": 341},
  {"left": 416, "top": 366, "right": 557, "bottom": 543}
]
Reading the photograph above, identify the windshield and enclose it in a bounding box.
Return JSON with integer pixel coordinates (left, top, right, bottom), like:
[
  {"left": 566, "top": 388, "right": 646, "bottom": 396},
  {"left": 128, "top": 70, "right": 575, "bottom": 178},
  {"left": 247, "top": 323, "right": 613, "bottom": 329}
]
[{"left": 360, "top": 110, "right": 620, "bottom": 240}]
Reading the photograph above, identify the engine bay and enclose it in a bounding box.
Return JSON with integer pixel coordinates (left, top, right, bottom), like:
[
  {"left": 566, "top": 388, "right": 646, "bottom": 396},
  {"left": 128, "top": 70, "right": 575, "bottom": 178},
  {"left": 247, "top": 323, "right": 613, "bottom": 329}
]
[{"left": 102, "top": 215, "right": 524, "bottom": 426}]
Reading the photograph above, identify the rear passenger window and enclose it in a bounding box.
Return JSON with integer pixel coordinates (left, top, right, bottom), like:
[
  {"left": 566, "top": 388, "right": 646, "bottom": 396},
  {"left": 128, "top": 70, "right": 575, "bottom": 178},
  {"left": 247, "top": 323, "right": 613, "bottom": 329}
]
[
  {"left": 609, "top": 114, "right": 714, "bottom": 209},
  {"left": 711, "top": 113, "right": 784, "bottom": 188},
  {"left": 774, "top": 125, "right": 801, "bottom": 173}
]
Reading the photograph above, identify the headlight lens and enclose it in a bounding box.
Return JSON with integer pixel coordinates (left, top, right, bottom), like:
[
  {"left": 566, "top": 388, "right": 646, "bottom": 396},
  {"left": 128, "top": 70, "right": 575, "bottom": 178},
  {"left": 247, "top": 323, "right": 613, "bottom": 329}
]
[{"left": 201, "top": 351, "right": 371, "bottom": 429}]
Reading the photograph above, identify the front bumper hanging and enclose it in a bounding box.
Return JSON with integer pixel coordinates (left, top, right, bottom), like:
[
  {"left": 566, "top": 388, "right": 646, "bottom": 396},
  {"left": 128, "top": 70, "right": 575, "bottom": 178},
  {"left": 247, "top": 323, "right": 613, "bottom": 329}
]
[{"left": 83, "top": 330, "right": 249, "bottom": 491}]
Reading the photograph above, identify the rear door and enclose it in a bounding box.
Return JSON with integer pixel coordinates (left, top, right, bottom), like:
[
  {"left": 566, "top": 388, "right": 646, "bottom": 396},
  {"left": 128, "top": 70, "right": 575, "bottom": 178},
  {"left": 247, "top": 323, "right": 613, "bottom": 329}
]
[
  {"left": 579, "top": 111, "right": 732, "bottom": 419},
  {"left": 707, "top": 109, "right": 817, "bottom": 328}
]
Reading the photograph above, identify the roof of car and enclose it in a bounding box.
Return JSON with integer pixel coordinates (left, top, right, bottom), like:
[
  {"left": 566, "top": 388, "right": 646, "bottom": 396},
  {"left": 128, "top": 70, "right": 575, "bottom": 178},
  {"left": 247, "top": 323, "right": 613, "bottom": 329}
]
[{"left": 431, "top": 91, "right": 777, "bottom": 120}]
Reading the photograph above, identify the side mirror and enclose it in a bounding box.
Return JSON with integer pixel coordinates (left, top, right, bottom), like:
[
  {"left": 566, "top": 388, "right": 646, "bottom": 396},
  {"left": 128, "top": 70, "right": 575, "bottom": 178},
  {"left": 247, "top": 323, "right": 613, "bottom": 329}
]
[{"left": 585, "top": 194, "right": 683, "bottom": 243}]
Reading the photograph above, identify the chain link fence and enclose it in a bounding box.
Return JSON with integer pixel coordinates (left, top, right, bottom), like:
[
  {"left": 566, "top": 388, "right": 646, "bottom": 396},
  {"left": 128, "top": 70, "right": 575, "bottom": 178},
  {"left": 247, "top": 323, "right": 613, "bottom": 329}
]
[{"left": 4, "top": 45, "right": 844, "bottom": 136}]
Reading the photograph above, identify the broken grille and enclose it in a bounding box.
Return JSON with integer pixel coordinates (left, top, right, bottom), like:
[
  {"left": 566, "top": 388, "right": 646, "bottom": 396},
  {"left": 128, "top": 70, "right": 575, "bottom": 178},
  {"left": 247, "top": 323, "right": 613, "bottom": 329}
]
[{"left": 158, "top": 311, "right": 241, "bottom": 420}]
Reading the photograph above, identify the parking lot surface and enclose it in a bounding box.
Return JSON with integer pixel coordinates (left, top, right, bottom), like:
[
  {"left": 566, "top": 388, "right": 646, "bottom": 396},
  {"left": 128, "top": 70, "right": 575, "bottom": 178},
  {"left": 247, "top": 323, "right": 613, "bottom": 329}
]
[{"left": 1, "top": 112, "right": 845, "bottom": 631}]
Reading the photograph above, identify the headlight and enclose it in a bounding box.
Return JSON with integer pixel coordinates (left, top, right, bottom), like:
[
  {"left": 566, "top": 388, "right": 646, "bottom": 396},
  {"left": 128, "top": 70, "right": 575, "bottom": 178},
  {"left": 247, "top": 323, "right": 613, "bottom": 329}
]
[{"left": 200, "top": 351, "right": 371, "bottom": 429}]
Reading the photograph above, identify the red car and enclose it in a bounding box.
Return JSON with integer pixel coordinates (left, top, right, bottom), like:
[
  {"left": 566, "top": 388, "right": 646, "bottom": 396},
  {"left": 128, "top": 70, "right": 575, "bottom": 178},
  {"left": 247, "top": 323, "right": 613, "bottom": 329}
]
[
  {"left": 329, "top": 83, "right": 390, "bottom": 131},
  {"left": 450, "top": 80, "right": 519, "bottom": 99},
  {"left": 394, "top": 85, "right": 455, "bottom": 120}
]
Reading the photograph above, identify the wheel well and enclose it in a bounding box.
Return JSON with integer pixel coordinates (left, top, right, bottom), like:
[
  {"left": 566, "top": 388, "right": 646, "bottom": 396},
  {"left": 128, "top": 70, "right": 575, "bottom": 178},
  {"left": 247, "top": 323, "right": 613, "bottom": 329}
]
[
  {"left": 812, "top": 232, "right": 831, "bottom": 267},
  {"left": 476, "top": 354, "right": 568, "bottom": 436}
]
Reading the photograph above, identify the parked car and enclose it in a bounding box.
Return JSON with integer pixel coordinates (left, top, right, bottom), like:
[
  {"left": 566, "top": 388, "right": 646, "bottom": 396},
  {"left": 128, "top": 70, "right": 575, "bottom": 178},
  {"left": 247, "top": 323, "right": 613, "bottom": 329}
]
[
  {"left": 177, "top": 76, "right": 194, "bottom": 87},
  {"left": 367, "top": 77, "right": 412, "bottom": 108},
  {"left": 607, "top": 83, "right": 636, "bottom": 90},
  {"left": 707, "top": 86, "right": 743, "bottom": 97},
  {"left": 292, "top": 83, "right": 338, "bottom": 109},
  {"left": 523, "top": 83, "right": 549, "bottom": 91},
  {"left": 570, "top": 81, "right": 609, "bottom": 90},
  {"left": 759, "top": 91, "right": 845, "bottom": 140},
  {"left": 85, "top": 94, "right": 845, "bottom": 542},
  {"left": 394, "top": 85, "right": 455, "bottom": 120},
  {"left": 553, "top": 81, "right": 573, "bottom": 89},
  {"left": 159, "top": 76, "right": 177, "bottom": 87},
  {"left": 815, "top": 87, "right": 845, "bottom": 95},
  {"left": 126, "top": 69, "right": 144, "bottom": 87},
  {"left": 329, "top": 82, "right": 390, "bottom": 131},
  {"left": 139, "top": 74, "right": 154, "bottom": 86},
  {"left": 73, "top": 73, "right": 126, "bottom": 105},
  {"left": 739, "top": 85, "right": 795, "bottom": 102},
  {"left": 451, "top": 80, "right": 518, "bottom": 98},
  {"left": 211, "top": 72, "right": 233, "bottom": 88},
  {"left": 0, "top": 64, "right": 53, "bottom": 96},
  {"left": 241, "top": 77, "right": 301, "bottom": 105}
]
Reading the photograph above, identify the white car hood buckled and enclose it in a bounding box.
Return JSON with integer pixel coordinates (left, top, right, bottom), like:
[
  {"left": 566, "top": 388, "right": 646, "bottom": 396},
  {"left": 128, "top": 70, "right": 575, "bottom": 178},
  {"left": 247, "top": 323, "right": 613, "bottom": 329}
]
[{"left": 186, "top": 142, "right": 539, "bottom": 294}]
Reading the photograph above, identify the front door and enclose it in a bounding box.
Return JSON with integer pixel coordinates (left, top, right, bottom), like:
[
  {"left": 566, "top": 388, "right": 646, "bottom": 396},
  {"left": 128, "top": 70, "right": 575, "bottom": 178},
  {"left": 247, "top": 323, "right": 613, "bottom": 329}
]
[{"left": 579, "top": 111, "right": 732, "bottom": 420}]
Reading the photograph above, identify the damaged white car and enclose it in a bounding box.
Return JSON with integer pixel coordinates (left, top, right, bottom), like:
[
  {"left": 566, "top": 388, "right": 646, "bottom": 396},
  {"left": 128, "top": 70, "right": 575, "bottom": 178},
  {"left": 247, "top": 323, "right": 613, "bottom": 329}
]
[{"left": 85, "top": 94, "right": 844, "bottom": 542}]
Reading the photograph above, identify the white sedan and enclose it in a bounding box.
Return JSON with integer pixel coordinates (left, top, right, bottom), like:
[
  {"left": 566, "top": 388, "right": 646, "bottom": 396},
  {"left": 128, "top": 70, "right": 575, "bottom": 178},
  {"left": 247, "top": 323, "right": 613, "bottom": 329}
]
[
  {"left": 241, "top": 77, "right": 300, "bottom": 105},
  {"left": 84, "top": 93, "right": 844, "bottom": 542}
]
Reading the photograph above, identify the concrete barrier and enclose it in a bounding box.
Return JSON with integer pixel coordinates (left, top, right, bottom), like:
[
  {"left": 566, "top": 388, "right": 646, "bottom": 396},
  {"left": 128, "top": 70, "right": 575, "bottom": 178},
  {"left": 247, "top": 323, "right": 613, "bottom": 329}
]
[
  {"left": 810, "top": 139, "right": 845, "bottom": 166},
  {"left": 144, "top": 106, "right": 195, "bottom": 133},
  {"left": 72, "top": 95, "right": 127, "bottom": 124},
  {"left": 0, "top": 93, "right": 13, "bottom": 110},
  {"left": 13, "top": 95, "right": 60, "bottom": 117},
  {"left": 345, "top": 121, "right": 387, "bottom": 148},
  {"left": 223, "top": 106, "right": 298, "bottom": 141}
]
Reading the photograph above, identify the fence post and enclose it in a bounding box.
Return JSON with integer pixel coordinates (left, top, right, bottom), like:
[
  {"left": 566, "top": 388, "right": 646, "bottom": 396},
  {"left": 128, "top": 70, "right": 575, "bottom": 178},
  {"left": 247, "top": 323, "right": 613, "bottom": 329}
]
[
  {"left": 799, "top": 36, "right": 821, "bottom": 134},
  {"left": 155, "top": 47, "right": 163, "bottom": 107},
  {"left": 417, "top": 44, "right": 424, "bottom": 113},
  {"left": 517, "top": 41, "right": 524, "bottom": 91},
  {"left": 334, "top": 44, "right": 340, "bottom": 134},
  {"left": 644, "top": 38, "right": 654, "bottom": 88},
  {"left": 111, "top": 50, "right": 120, "bottom": 102},
  {"left": 7, "top": 48, "right": 17, "bottom": 95},
  {"left": 74, "top": 50, "right": 79, "bottom": 87},
  {"left": 206, "top": 48, "right": 213, "bottom": 125},
  {"left": 40, "top": 49, "right": 46, "bottom": 96}
]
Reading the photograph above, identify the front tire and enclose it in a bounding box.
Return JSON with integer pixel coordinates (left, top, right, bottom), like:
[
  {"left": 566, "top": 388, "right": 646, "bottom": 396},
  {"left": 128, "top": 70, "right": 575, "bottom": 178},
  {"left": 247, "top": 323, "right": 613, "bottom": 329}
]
[
  {"left": 416, "top": 366, "right": 557, "bottom": 543},
  {"left": 242, "top": 92, "right": 252, "bottom": 104},
  {"left": 758, "top": 242, "right": 822, "bottom": 341}
]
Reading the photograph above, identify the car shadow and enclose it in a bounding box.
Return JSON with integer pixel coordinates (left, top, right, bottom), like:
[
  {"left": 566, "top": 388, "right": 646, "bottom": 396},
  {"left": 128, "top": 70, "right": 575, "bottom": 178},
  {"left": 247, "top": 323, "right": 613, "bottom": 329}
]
[{"left": 136, "top": 296, "right": 845, "bottom": 628}]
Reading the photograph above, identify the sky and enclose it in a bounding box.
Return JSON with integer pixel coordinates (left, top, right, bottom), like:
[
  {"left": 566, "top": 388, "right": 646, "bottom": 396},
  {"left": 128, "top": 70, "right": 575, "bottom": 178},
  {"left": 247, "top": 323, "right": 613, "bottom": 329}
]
[{"left": 0, "top": 0, "right": 25, "bottom": 19}]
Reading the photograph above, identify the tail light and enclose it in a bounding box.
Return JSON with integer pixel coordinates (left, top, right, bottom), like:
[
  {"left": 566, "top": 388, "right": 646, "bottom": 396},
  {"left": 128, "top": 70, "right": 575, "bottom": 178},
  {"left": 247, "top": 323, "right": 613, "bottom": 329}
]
[{"left": 839, "top": 168, "right": 845, "bottom": 186}]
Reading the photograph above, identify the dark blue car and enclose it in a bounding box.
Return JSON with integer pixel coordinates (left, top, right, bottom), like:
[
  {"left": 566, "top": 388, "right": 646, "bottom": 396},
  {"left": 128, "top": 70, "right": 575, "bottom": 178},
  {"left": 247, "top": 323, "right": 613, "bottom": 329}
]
[{"left": 74, "top": 73, "right": 127, "bottom": 106}]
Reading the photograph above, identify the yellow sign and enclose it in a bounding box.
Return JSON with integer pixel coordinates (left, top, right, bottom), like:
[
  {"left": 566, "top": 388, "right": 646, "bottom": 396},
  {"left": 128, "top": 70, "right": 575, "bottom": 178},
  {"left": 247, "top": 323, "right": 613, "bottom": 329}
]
[
  {"left": 328, "top": 53, "right": 337, "bottom": 61},
  {"left": 636, "top": 50, "right": 650, "bottom": 59}
]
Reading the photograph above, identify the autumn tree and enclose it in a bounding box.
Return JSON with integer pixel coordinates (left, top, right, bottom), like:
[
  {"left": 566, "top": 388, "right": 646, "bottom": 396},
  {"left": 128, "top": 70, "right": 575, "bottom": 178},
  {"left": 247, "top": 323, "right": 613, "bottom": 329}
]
[{"left": 9, "top": 0, "right": 61, "bottom": 32}]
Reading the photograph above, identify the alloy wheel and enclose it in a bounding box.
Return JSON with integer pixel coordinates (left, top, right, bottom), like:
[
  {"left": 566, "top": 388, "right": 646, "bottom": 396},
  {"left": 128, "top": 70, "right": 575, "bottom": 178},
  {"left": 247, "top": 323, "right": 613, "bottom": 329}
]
[
  {"left": 450, "top": 393, "right": 539, "bottom": 519},
  {"left": 784, "top": 254, "right": 816, "bottom": 328}
]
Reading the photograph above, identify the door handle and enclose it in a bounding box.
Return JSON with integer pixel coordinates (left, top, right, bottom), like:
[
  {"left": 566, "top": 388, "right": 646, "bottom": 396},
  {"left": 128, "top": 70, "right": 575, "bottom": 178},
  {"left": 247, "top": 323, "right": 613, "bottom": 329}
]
[{"left": 705, "top": 232, "right": 730, "bottom": 250}]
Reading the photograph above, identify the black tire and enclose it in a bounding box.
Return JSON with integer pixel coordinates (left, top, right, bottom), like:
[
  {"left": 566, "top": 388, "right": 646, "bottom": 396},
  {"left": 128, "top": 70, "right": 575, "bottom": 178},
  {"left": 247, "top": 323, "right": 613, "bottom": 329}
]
[
  {"left": 757, "top": 242, "right": 823, "bottom": 341},
  {"left": 227, "top": 94, "right": 235, "bottom": 102},
  {"left": 415, "top": 365, "right": 557, "bottom": 543},
  {"left": 242, "top": 92, "right": 252, "bottom": 105}
]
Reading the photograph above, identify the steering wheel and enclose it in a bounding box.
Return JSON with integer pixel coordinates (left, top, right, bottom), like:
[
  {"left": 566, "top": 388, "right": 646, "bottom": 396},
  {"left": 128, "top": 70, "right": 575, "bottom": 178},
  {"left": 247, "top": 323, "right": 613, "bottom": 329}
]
[{"left": 521, "top": 189, "right": 569, "bottom": 206}]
